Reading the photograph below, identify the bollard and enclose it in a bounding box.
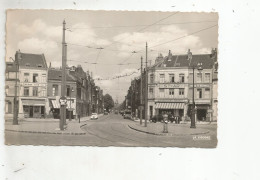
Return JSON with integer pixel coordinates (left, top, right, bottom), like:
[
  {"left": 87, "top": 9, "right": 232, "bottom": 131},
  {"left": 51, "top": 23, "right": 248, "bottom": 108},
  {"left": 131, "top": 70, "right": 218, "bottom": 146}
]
[{"left": 163, "top": 114, "right": 168, "bottom": 133}]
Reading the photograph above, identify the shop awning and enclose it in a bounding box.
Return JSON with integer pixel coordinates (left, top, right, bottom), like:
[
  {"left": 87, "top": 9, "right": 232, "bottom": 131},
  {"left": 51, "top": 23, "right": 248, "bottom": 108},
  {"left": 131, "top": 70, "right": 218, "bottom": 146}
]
[
  {"left": 50, "top": 100, "right": 76, "bottom": 109},
  {"left": 155, "top": 103, "right": 184, "bottom": 109},
  {"left": 22, "top": 99, "right": 45, "bottom": 106}
]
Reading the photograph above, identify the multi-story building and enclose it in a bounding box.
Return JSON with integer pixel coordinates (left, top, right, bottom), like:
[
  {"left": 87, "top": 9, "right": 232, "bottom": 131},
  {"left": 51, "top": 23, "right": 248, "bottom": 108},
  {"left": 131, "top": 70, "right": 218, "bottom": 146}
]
[
  {"left": 145, "top": 49, "right": 217, "bottom": 121},
  {"left": 47, "top": 68, "right": 77, "bottom": 119},
  {"left": 16, "top": 50, "right": 48, "bottom": 118},
  {"left": 5, "top": 61, "right": 19, "bottom": 119}
]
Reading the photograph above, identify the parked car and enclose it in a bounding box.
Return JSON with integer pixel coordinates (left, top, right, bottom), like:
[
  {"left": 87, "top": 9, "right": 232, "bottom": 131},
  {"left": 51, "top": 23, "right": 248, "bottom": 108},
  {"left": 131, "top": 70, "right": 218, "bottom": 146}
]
[
  {"left": 123, "top": 111, "right": 132, "bottom": 119},
  {"left": 114, "top": 110, "right": 119, "bottom": 114},
  {"left": 104, "top": 111, "right": 108, "bottom": 115},
  {"left": 90, "top": 113, "right": 98, "bottom": 120},
  {"left": 151, "top": 114, "right": 163, "bottom": 123}
]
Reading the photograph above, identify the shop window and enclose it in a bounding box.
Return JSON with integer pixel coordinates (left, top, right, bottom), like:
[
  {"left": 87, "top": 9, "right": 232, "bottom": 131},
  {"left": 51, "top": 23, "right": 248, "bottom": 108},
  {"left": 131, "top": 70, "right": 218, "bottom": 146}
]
[
  {"left": 24, "top": 87, "right": 29, "bottom": 96},
  {"left": 205, "top": 73, "right": 210, "bottom": 83},
  {"left": 179, "top": 88, "right": 184, "bottom": 95},
  {"left": 24, "top": 73, "right": 29, "bottom": 82},
  {"left": 204, "top": 88, "right": 210, "bottom": 98},
  {"left": 52, "top": 84, "right": 58, "bottom": 96},
  {"left": 33, "top": 87, "right": 38, "bottom": 97},
  {"left": 33, "top": 73, "right": 38, "bottom": 82},
  {"left": 179, "top": 74, "right": 185, "bottom": 83},
  {"left": 159, "top": 74, "right": 165, "bottom": 83},
  {"left": 169, "top": 88, "right": 174, "bottom": 95},
  {"left": 197, "top": 89, "right": 202, "bottom": 99},
  {"left": 169, "top": 74, "right": 175, "bottom": 83},
  {"left": 23, "top": 106, "right": 29, "bottom": 113},
  {"left": 34, "top": 106, "right": 40, "bottom": 113},
  {"left": 197, "top": 73, "right": 202, "bottom": 83}
]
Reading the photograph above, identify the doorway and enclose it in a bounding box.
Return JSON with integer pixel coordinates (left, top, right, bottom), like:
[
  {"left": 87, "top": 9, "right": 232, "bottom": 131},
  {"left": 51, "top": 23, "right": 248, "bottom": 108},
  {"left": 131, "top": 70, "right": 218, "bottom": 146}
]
[{"left": 29, "top": 106, "right": 33, "bottom": 117}]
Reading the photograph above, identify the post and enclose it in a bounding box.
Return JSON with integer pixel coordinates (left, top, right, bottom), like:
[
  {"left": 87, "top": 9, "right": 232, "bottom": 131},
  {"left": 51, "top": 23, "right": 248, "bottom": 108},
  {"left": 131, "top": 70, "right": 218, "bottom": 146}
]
[
  {"left": 13, "top": 57, "right": 19, "bottom": 125},
  {"left": 190, "top": 66, "right": 196, "bottom": 128},
  {"left": 140, "top": 56, "right": 143, "bottom": 125},
  {"left": 145, "top": 42, "right": 148, "bottom": 127},
  {"left": 60, "top": 20, "right": 67, "bottom": 130}
]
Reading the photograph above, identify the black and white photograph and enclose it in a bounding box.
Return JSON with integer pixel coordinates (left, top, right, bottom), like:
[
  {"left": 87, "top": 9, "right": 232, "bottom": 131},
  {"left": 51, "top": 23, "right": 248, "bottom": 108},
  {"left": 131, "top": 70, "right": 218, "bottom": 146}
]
[{"left": 5, "top": 10, "right": 218, "bottom": 147}]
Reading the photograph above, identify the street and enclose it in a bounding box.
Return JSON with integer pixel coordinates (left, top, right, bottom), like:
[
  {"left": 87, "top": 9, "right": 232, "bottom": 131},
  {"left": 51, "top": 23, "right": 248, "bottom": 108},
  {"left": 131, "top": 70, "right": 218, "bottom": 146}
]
[{"left": 5, "top": 113, "right": 217, "bottom": 147}]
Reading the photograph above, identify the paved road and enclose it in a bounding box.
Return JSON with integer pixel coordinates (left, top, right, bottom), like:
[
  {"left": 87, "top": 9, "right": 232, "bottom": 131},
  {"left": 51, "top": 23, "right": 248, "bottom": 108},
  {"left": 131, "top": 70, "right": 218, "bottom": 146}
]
[{"left": 5, "top": 114, "right": 217, "bottom": 147}]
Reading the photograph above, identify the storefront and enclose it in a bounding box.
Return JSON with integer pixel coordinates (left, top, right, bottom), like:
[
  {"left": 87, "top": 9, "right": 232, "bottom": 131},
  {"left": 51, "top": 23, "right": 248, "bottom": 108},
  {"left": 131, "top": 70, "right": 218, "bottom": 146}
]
[
  {"left": 21, "top": 99, "right": 46, "bottom": 118},
  {"left": 49, "top": 99, "right": 76, "bottom": 119},
  {"left": 155, "top": 103, "right": 185, "bottom": 117},
  {"left": 188, "top": 104, "right": 211, "bottom": 121}
]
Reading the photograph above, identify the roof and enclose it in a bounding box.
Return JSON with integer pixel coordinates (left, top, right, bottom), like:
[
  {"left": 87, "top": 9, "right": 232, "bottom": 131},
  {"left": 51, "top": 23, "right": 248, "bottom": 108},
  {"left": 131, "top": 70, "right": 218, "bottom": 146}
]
[
  {"left": 18, "top": 52, "right": 47, "bottom": 69},
  {"left": 153, "top": 54, "right": 215, "bottom": 69},
  {"left": 48, "top": 68, "right": 77, "bottom": 82},
  {"left": 5, "top": 62, "right": 18, "bottom": 72}
]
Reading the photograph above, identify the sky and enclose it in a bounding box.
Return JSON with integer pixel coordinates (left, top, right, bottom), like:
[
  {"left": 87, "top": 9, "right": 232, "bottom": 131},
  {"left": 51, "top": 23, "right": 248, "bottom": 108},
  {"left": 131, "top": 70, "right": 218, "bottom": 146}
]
[{"left": 5, "top": 10, "right": 218, "bottom": 103}]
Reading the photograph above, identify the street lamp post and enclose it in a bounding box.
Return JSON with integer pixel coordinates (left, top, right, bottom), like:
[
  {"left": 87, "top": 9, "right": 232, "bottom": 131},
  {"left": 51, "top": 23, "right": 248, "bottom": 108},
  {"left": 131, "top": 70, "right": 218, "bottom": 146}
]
[
  {"left": 190, "top": 63, "right": 203, "bottom": 128},
  {"left": 69, "top": 87, "right": 74, "bottom": 121}
]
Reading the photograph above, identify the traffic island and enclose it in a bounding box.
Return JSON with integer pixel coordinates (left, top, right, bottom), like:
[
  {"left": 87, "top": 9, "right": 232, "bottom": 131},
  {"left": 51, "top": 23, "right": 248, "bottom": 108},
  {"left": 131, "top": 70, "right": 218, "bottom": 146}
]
[
  {"left": 5, "top": 121, "right": 87, "bottom": 135},
  {"left": 128, "top": 122, "right": 210, "bottom": 136}
]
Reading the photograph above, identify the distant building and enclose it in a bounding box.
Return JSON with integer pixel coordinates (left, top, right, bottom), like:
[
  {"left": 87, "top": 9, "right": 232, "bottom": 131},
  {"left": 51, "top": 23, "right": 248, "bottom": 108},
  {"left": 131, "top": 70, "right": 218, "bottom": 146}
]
[
  {"left": 16, "top": 50, "right": 48, "bottom": 118},
  {"left": 5, "top": 61, "right": 19, "bottom": 119}
]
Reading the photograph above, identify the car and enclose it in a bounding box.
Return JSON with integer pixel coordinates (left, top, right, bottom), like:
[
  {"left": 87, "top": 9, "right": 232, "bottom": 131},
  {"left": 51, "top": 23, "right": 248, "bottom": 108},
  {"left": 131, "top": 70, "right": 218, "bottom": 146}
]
[
  {"left": 90, "top": 113, "right": 98, "bottom": 120},
  {"left": 104, "top": 111, "right": 108, "bottom": 115},
  {"left": 114, "top": 110, "right": 119, "bottom": 114},
  {"left": 123, "top": 111, "right": 132, "bottom": 119},
  {"left": 151, "top": 114, "right": 163, "bottom": 123}
]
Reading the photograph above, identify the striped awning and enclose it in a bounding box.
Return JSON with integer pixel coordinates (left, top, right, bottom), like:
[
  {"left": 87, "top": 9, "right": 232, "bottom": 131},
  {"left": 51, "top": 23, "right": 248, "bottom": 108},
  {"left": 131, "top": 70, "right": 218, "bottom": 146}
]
[
  {"left": 50, "top": 99, "right": 76, "bottom": 109},
  {"left": 155, "top": 103, "right": 184, "bottom": 109}
]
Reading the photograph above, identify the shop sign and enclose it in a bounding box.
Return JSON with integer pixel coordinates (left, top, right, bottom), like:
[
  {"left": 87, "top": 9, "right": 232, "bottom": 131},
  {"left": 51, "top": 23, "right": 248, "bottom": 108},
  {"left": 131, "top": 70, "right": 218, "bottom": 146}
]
[
  {"left": 22, "top": 83, "right": 46, "bottom": 87},
  {"left": 159, "top": 84, "right": 185, "bottom": 88},
  {"left": 59, "top": 96, "right": 67, "bottom": 106},
  {"left": 189, "top": 84, "right": 210, "bottom": 88}
]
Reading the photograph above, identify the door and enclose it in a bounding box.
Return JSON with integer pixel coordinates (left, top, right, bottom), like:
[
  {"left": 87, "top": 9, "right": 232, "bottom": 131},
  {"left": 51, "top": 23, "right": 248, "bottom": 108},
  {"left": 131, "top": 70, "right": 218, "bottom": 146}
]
[
  {"left": 29, "top": 106, "right": 33, "bottom": 118},
  {"left": 41, "top": 106, "right": 45, "bottom": 118}
]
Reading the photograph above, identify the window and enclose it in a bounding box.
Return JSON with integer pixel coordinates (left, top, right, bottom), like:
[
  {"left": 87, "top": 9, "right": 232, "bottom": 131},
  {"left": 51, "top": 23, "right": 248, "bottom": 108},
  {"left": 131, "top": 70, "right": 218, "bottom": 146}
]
[
  {"left": 204, "top": 88, "right": 210, "bottom": 98},
  {"left": 159, "top": 74, "right": 165, "bottom": 83},
  {"left": 205, "top": 73, "right": 210, "bottom": 83},
  {"left": 33, "top": 73, "right": 38, "bottom": 82},
  {"left": 8, "top": 72, "right": 16, "bottom": 79},
  {"left": 179, "top": 74, "right": 185, "bottom": 83},
  {"left": 159, "top": 88, "right": 165, "bottom": 98},
  {"left": 169, "top": 74, "right": 175, "bottom": 83},
  {"left": 150, "top": 74, "right": 154, "bottom": 83},
  {"left": 42, "top": 74, "right": 46, "bottom": 83},
  {"left": 41, "top": 88, "right": 46, "bottom": 97},
  {"left": 197, "top": 89, "right": 202, "bottom": 99},
  {"left": 33, "top": 87, "right": 38, "bottom": 96},
  {"left": 179, "top": 88, "right": 184, "bottom": 95},
  {"left": 5, "top": 86, "right": 9, "bottom": 96},
  {"left": 24, "top": 73, "right": 29, "bottom": 82},
  {"left": 169, "top": 88, "right": 174, "bottom": 96},
  {"left": 189, "top": 73, "right": 193, "bottom": 83},
  {"left": 5, "top": 101, "right": 12, "bottom": 113},
  {"left": 67, "top": 86, "right": 70, "bottom": 97},
  {"left": 149, "top": 87, "right": 154, "bottom": 94},
  {"left": 197, "top": 73, "right": 202, "bottom": 83},
  {"left": 52, "top": 85, "right": 58, "bottom": 96},
  {"left": 24, "top": 87, "right": 29, "bottom": 96}
]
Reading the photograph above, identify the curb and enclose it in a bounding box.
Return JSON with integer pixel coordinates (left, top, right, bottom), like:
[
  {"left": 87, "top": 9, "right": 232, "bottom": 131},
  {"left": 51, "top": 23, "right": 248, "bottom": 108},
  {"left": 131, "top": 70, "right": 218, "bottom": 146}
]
[
  {"left": 5, "top": 125, "right": 88, "bottom": 136},
  {"left": 128, "top": 125, "right": 210, "bottom": 136}
]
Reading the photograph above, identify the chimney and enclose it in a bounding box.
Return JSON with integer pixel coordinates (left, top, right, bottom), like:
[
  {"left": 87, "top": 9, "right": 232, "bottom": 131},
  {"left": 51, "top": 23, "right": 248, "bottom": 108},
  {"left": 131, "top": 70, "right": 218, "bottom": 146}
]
[{"left": 167, "top": 50, "right": 172, "bottom": 61}]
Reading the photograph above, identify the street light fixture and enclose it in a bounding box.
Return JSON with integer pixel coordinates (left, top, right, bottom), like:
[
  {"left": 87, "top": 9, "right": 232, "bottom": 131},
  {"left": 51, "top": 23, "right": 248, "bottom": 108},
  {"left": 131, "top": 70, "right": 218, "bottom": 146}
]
[
  {"left": 69, "top": 87, "right": 74, "bottom": 121},
  {"left": 190, "top": 62, "right": 203, "bottom": 128}
]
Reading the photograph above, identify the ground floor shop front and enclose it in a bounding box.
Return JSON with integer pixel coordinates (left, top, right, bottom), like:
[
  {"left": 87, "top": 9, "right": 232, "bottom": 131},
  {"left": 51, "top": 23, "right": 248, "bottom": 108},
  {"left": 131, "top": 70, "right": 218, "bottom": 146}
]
[
  {"left": 48, "top": 98, "right": 76, "bottom": 119},
  {"left": 187, "top": 103, "right": 212, "bottom": 121},
  {"left": 18, "top": 98, "right": 47, "bottom": 118}
]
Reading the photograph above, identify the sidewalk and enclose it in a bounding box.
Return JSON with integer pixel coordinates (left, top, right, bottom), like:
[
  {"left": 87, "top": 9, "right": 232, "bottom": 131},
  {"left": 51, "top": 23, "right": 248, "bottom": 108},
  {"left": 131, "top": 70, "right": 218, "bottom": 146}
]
[
  {"left": 128, "top": 122, "right": 211, "bottom": 136},
  {"left": 5, "top": 119, "right": 91, "bottom": 135}
]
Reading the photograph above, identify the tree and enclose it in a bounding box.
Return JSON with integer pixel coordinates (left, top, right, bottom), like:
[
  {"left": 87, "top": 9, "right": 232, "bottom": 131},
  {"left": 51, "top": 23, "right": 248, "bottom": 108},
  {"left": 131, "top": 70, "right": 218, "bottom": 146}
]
[{"left": 103, "top": 94, "right": 114, "bottom": 112}]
